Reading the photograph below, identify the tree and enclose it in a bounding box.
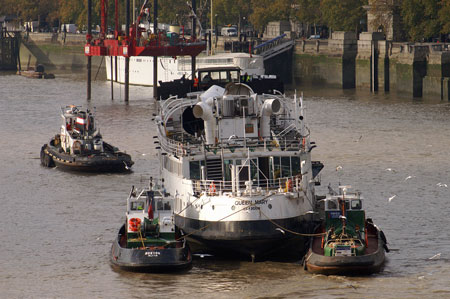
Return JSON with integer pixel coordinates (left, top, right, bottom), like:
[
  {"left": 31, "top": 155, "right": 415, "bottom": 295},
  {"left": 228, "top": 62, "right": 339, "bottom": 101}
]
[
  {"left": 294, "top": 0, "right": 321, "bottom": 24},
  {"left": 249, "top": 0, "right": 293, "bottom": 33},
  {"left": 214, "top": 0, "right": 252, "bottom": 28},
  {"left": 401, "top": 0, "right": 441, "bottom": 42},
  {"left": 438, "top": 0, "right": 450, "bottom": 36},
  {"left": 320, "top": 0, "right": 366, "bottom": 32}
]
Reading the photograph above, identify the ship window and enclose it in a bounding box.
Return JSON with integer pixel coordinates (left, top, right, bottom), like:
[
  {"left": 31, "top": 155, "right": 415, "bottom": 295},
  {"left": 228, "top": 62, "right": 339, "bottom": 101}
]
[
  {"left": 190, "top": 161, "right": 201, "bottom": 179},
  {"left": 250, "top": 159, "right": 258, "bottom": 181},
  {"left": 224, "top": 160, "right": 233, "bottom": 181},
  {"left": 131, "top": 201, "right": 145, "bottom": 211},
  {"left": 211, "top": 71, "right": 220, "bottom": 80},
  {"left": 326, "top": 199, "right": 338, "bottom": 210},
  {"left": 351, "top": 199, "right": 362, "bottom": 210},
  {"left": 281, "top": 157, "right": 291, "bottom": 177},
  {"left": 157, "top": 199, "right": 163, "bottom": 210},
  {"left": 164, "top": 201, "right": 172, "bottom": 210},
  {"left": 230, "top": 71, "right": 239, "bottom": 81},
  {"left": 291, "top": 157, "right": 300, "bottom": 176}
]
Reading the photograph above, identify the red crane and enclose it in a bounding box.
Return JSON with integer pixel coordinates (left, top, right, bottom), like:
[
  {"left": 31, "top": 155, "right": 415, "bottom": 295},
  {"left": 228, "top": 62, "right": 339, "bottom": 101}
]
[{"left": 84, "top": 0, "right": 205, "bottom": 58}]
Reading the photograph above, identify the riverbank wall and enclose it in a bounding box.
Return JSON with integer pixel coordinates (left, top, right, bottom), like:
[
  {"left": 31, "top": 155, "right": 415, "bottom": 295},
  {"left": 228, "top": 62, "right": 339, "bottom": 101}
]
[
  {"left": 19, "top": 32, "right": 105, "bottom": 78},
  {"left": 294, "top": 31, "right": 450, "bottom": 100}
]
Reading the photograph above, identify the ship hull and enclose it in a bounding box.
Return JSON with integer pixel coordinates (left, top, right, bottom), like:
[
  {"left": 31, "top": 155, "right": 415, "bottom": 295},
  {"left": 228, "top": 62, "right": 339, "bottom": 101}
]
[
  {"left": 175, "top": 215, "right": 316, "bottom": 260},
  {"left": 110, "top": 225, "right": 192, "bottom": 272},
  {"left": 41, "top": 143, "right": 133, "bottom": 173},
  {"left": 304, "top": 223, "right": 386, "bottom": 275}
]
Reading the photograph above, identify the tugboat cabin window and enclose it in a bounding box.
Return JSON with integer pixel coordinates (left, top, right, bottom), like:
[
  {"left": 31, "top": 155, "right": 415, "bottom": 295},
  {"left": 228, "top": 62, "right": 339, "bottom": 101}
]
[
  {"left": 326, "top": 199, "right": 339, "bottom": 210},
  {"left": 156, "top": 199, "right": 172, "bottom": 211},
  {"left": 351, "top": 199, "right": 362, "bottom": 210},
  {"left": 131, "top": 201, "right": 145, "bottom": 211}
]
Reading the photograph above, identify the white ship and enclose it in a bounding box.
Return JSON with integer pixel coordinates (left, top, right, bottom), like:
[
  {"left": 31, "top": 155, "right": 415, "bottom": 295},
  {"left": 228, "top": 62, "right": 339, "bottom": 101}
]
[
  {"left": 155, "top": 83, "right": 323, "bottom": 260},
  {"left": 106, "top": 52, "right": 265, "bottom": 86}
]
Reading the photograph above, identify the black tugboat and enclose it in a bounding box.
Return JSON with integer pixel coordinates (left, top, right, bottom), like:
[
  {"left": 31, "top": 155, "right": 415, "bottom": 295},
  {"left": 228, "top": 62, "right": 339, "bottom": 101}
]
[
  {"left": 303, "top": 186, "right": 388, "bottom": 275},
  {"left": 40, "top": 105, "right": 133, "bottom": 172},
  {"left": 110, "top": 179, "right": 192, "bottom": 272}
]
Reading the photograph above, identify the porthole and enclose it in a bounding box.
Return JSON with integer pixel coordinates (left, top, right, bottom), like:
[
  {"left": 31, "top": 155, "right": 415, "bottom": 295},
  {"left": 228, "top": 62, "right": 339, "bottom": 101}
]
[{"left": 268, "top": 204, "right": 272, "bottom": 209}]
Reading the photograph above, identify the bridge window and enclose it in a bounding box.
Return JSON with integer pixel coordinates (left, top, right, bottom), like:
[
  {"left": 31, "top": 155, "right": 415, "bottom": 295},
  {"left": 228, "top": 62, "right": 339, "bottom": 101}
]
[
  {"left": 291, "top": 157, "right": 300, "bottom": 176},
  {"left": 351, "top": 199, "right": 362, "bottom": 210},
  {"left": 326, "top": 199, "right": 338, "bottom": 210},
  {"left": 131, "top": 201, "right": 145, "bottom": 211},
  {"left": 281, "top": 157, "right": 291, "bottom": 177}
]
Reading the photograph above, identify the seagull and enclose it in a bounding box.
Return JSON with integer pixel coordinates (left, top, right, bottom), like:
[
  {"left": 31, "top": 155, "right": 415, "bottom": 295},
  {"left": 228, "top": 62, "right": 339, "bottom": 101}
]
[
  {"left": 388, "top": 195, "right": 396, "bottom": 202},
  {"left": 193, "top": 253, "right": 213, "bottom": 258},
  {"left": 429, "top": 253, "right": 441, "bottom": 260},
  {"left": 385, "top": 168, "right": 396, "bottom": 173},
  {"left": 437, "top": 183, "right": 448, "bottom": 188},
  {"left": 404, "top": 176, "right": 415, "bottom": 181},
  {"left": 275, "top": 228, "right": 286, "bottom": 235},
  {"left": 228, "top": 135, "right": 237, "bottom": 141},
  {"left": 336, "top": 165, "right": 343, "bottom": 171}
]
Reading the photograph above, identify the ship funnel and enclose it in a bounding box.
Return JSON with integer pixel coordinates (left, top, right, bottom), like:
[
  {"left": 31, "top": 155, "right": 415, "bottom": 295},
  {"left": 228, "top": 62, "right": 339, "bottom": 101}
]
[
  {"left": 192, "top": 85, "right": 226, "bottom": 145},
  {"left": 193, "top": 100, "right": 216, "bottom": 144},
  {"left": 260, "top": 98, "right": 282, "bottom": 138},
  {"left": 200, "top": 85, "right": 225, "bottom": 102}
]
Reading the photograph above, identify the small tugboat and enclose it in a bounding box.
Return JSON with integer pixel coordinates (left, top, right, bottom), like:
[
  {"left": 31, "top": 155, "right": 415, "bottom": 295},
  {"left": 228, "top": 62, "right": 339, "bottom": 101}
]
[
  {"left": 40, "top": 105, "right": 133, "bottom": 172},
  {"left": 110, "top": 178, "right": 192, "bottom": 272},
  {"left": 303, "top": 186, "right": 388, "bottom": 275}
]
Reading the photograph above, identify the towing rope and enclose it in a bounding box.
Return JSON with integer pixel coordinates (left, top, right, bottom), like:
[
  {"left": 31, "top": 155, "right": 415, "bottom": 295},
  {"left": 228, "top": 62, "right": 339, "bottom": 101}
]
[{"left": 168, "top": 194, "right": 325, "bottom": 246}]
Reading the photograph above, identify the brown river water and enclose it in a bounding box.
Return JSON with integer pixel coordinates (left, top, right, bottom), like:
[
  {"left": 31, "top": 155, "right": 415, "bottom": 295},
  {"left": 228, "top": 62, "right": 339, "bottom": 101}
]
[{"left": 1, "top": 72, "right": 450, "bottom": 298}]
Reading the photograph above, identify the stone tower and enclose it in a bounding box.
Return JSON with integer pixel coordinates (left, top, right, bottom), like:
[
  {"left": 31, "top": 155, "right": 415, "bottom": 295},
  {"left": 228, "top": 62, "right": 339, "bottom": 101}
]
[{"left": 364, "top": 0, "right": 404, "bottom": 41}]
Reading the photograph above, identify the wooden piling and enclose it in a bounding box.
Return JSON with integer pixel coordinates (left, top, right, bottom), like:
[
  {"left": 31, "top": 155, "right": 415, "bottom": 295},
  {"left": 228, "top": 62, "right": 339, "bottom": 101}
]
[
  {"left": 191, "top": 0, "right": 197, "bottom": 82},
  {"left": 110, "top": 56, "right": 114, "bottom": 100},
  {"left": 87, "top": 0, "right": 92, "bottom": 100},
  {"left": 125, "top": 0, "right": 130, "bottom": 102},
  {"left": 153, "top": 0, "right": 158, "bottom": 100}
]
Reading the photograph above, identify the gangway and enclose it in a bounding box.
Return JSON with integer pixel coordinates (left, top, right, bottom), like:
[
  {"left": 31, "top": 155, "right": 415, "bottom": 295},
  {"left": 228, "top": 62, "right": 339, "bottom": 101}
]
[{"left": 253, "top": 34, "right": 294, "bottom": 60}]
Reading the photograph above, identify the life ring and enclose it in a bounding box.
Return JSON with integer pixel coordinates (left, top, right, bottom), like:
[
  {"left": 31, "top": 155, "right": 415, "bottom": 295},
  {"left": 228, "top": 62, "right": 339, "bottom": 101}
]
[
  {"left": 128, "top": 218, "right": 142, "bottom": 232},
  {"left": 209, "top": 182, "right": 217, "bottom": 195}
]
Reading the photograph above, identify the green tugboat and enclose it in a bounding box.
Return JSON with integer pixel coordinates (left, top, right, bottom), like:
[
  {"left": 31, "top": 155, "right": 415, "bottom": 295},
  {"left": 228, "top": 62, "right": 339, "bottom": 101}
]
[
  {"left": 110, "top": 178, "right": 192, "bottom": 272},
  {"left": 304, "top": 186, "right": 388, "bottom": 275}
]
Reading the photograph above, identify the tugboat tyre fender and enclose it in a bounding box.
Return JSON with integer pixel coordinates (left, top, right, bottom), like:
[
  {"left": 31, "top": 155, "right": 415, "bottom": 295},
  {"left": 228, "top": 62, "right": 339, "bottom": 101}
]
[{"left": 40, "top": 145, "right": 55, "bottom": 167}]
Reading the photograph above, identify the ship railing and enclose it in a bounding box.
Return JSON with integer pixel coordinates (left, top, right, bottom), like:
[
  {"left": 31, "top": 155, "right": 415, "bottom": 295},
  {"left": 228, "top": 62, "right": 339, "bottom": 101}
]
[
  {"left": 157, "top": 130, "right": 310, "bottom": 157},
  {"left": 190, "top": 175, "right": 304, "bottom": 196},
  {"left": 160, "top": 96, "right": 199, "bottom": 125}
]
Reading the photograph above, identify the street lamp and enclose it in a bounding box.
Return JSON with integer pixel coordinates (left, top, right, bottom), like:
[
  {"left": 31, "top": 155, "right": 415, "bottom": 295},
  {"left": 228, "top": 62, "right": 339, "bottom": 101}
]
[{"left": 214, "top": 14, "right": 218, "bottom": 48}]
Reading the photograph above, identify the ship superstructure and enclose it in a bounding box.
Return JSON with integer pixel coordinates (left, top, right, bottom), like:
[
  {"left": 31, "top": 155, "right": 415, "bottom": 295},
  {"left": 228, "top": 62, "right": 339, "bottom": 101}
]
[{"left": 155, "top": 83, "right": 323, "bottom": 259}]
